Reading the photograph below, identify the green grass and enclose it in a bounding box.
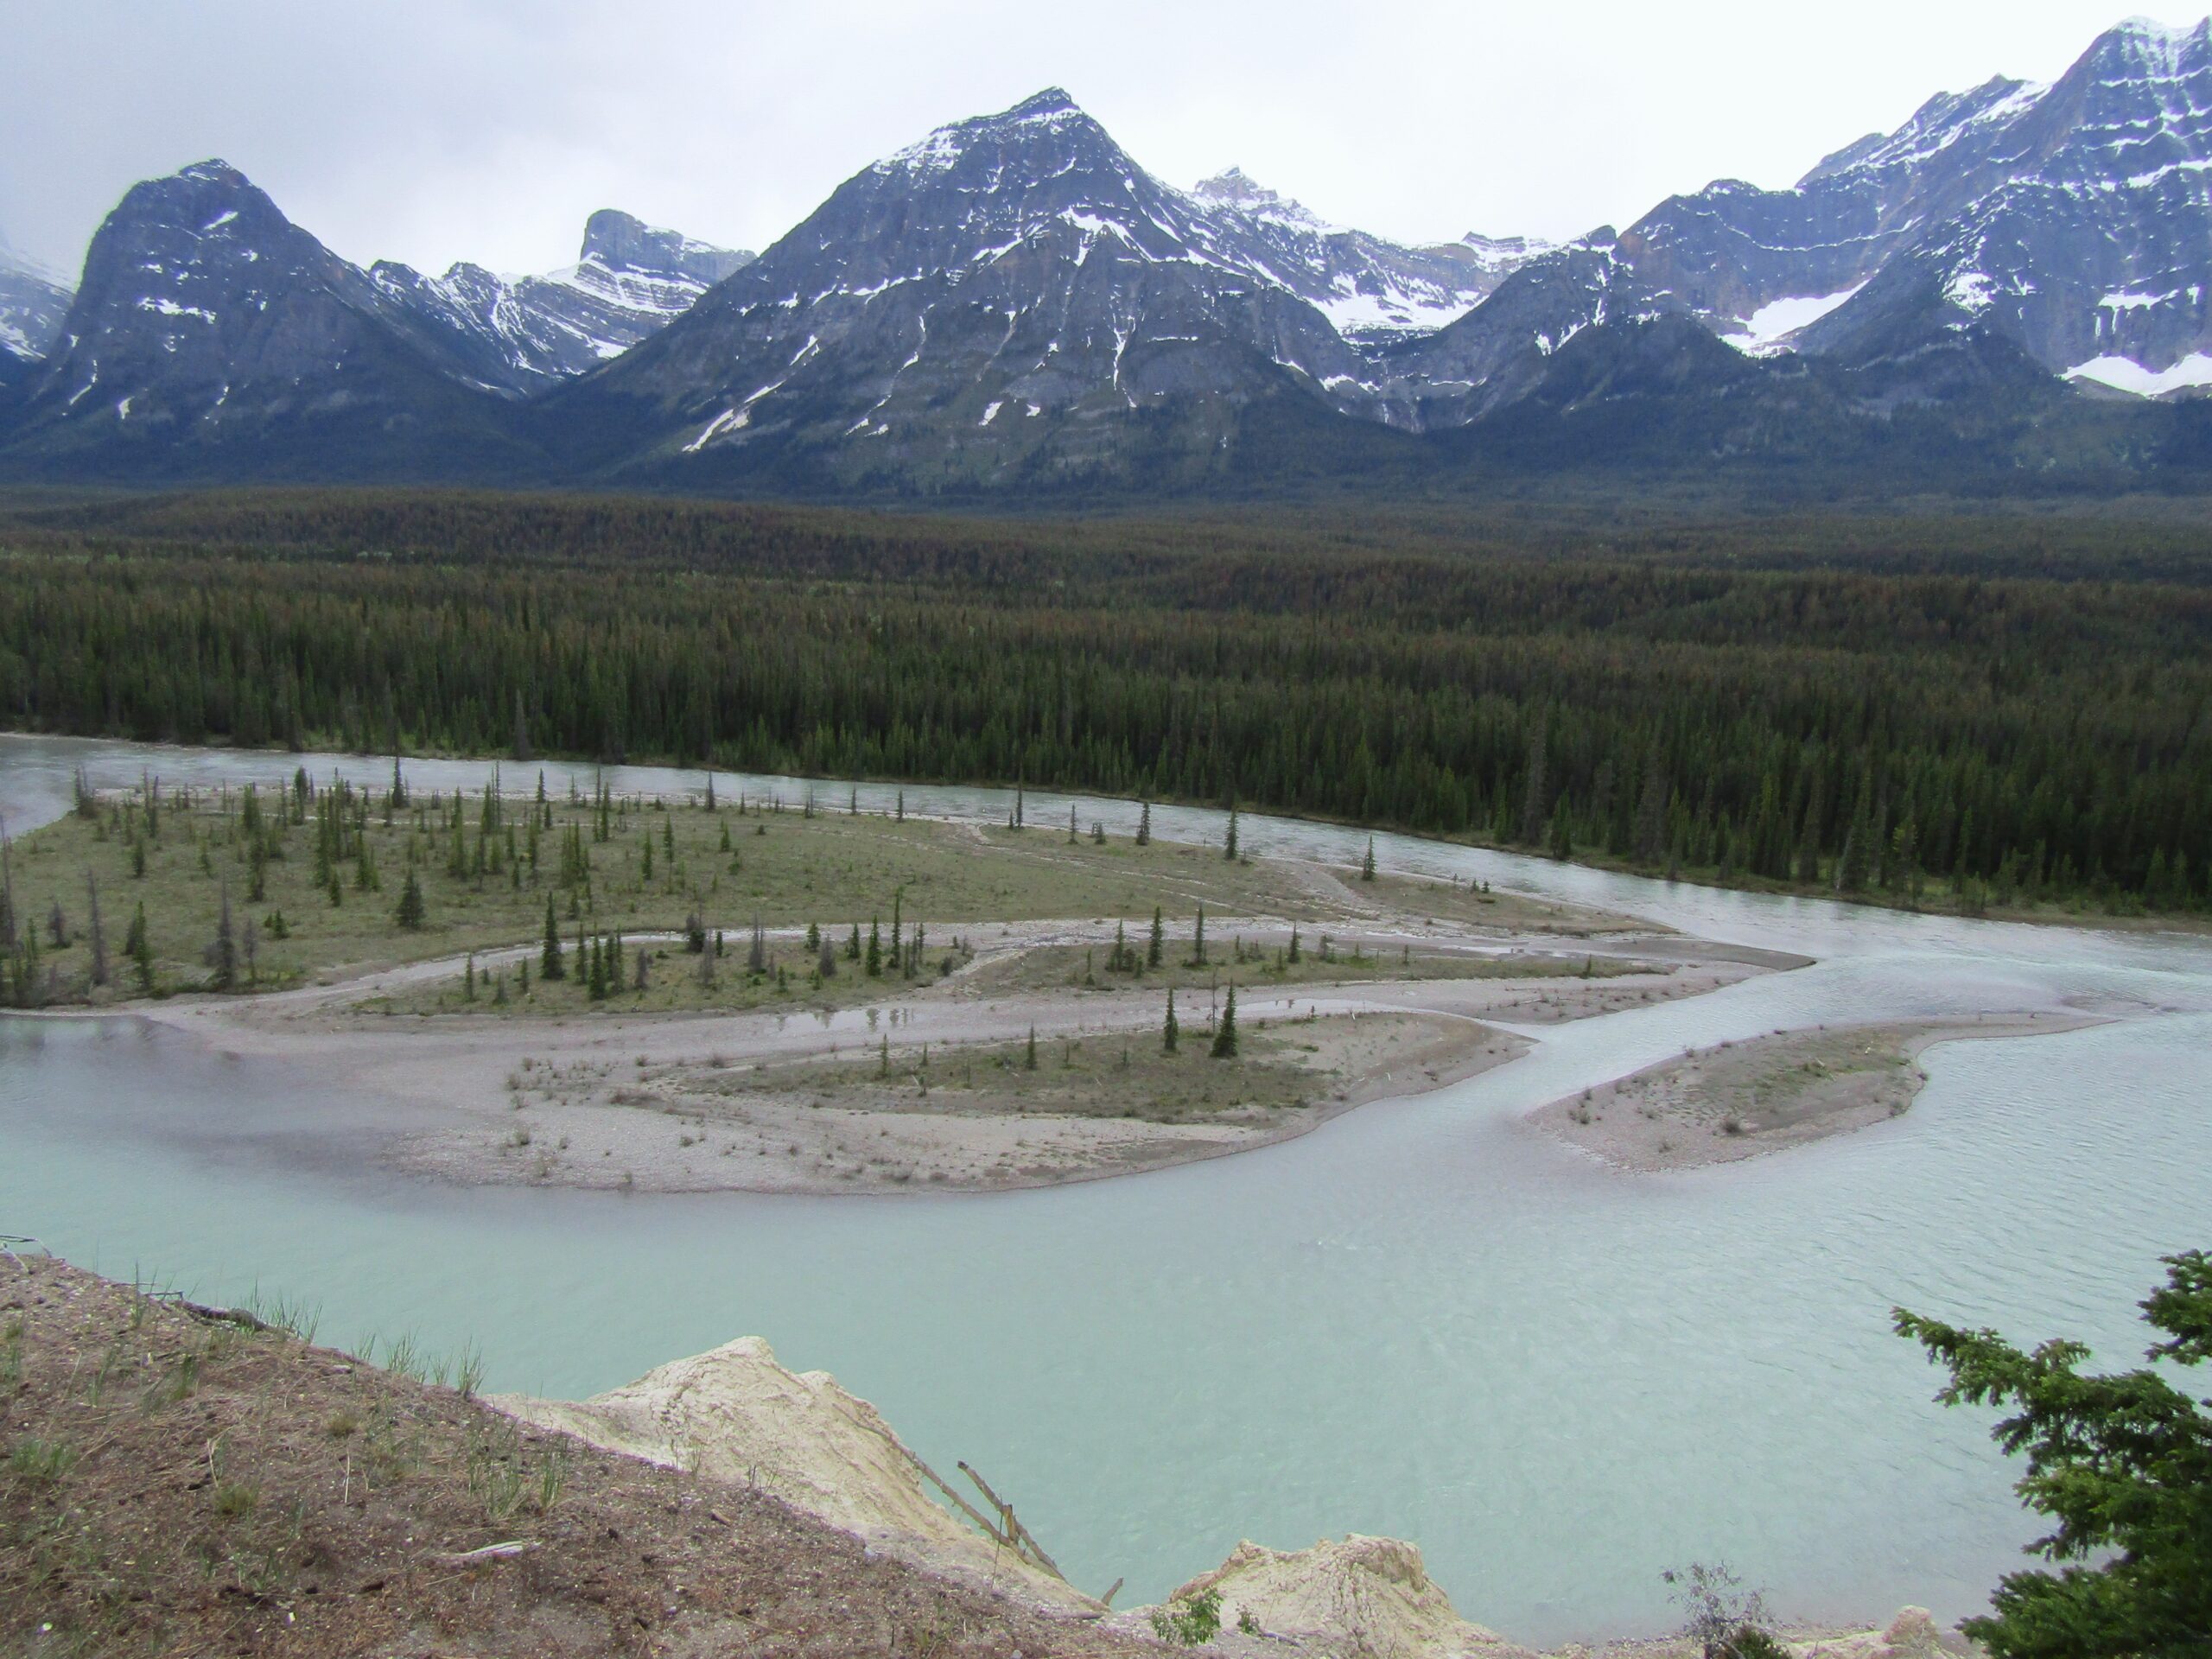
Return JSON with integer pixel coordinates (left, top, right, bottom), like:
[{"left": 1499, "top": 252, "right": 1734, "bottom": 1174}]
[
  {"left": 678, "top": 1024, "right": 1336, "bottom": 1126},
  {"left": 958, "top": 938, "right": 1648, "bottom": 999},
  {"left": 5, "top": 785, "right": 1351, "bottom": 1005}
]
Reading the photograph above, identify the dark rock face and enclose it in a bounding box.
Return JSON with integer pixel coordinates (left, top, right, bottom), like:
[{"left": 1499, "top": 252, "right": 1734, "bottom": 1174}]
[
  {"left": 11, "top": 16, "right": 2212, "bottom": 489},
  {"left": 1470, "top": 18, "right": 2212, "bottom": 389},
  {"left": 545, "top": 90, "right": 1390, "bottom": 484},
  {"left": 7, "top": 162, "right": 531, "bottom": 476},
  {"left": 1802, "top": 19, "right": 2212, "bottom": 384},
  {"left": 1186, "top": 168, "right": 1544, "bottom": 340},
  {"left": 370, "top": 211, "right": 754, "bottom": 388}
]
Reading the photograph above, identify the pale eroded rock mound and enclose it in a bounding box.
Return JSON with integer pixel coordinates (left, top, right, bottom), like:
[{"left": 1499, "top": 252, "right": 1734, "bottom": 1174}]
[
  {"left": 1169, "top": 1534, "right": 1532, "bottom": 1659},
  {"left": 492, "top": 1334, "right": 1080, "bottom": 1605}
]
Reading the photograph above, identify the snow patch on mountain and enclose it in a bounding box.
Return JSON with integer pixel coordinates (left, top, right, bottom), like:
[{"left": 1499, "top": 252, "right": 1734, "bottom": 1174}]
[
  {"left": 2067, "top": 349, "right": 2212, "bottom": 393},
  {"left": 1731, "top": 285, "right": 1866, "bottom": 352}
]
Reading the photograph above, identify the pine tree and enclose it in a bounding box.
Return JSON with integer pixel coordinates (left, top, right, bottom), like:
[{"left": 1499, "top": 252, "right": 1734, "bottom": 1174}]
[
  {"left": 209, "top": 880, "right": 237, "bottom": 993},
  {"left": 846, "top": 922, "right": 862, "bottom": 962},
  {"left": 1224, "top": 804, "right": 1239, "bottom": 861},
  {"left": 865, "top": 918, "right": 882, "bottom": 977},
  {"left": 1836, "top": 792, "right": 1873, "bottom": 893},
  {"left": 1211, "top": 985, "right": 1239, "bottom": 1059},
  {"left": 1136, "top": 802, "right": 1152, "bottom": 846},
  {"left": 1361, "top": 837, "right": 1376, "bottom": 881},
  {"left": 541, "top": 893, "right": 566, "bottom": 980},
  {"left": 1288, "top": 924, "right": 1301, "bottom": 964},
  {"left": 396, "top": 869, "right": 426, "bottom": 930},
  {"left": 1162, "top": 988, "right": 1179, "bottom": 1054},
  {"left": 1520, "top": 713, "right": 1550, "bottom": 845},
  {"left": 463, "top": 953, "right": 477, "bottom": 1001},
  {"left": 125, "top": 902, "right": 153, "bottom": 994},
  {"left": 85, "top": 874, "right": 109, "bottom": 989},
  {"left": 1148, "top": 906, "right": 1164, "bottom": 969},
  {"left": 1024, "top": 1025, "right": 1039, "bottom": 1070},
  {"left": 1190, "top": 902, "right": 1207, "bottom": 967}
]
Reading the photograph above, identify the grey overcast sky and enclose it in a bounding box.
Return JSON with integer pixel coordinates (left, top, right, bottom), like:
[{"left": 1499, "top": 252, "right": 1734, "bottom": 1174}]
[{"left": 0, "top": 2, "right": 2190, "bottom": 281}]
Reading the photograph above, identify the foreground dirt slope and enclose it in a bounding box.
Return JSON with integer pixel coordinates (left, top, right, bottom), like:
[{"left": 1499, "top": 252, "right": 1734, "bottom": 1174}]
[{"left": 0, "top": 1256, "right": 1153, "bottom": 1657}]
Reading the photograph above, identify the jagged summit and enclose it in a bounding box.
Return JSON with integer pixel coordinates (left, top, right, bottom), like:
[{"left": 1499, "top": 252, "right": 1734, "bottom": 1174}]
[
  {"left": 12, "top": 14, "right": 2212, "bottom": 486},
  {"left": 0, "top": 229, "right": 72, "bottom": 365},
  {"left": 579, "top": 210, "right": 750, "bottom": 289},
  {"left": 1006, "top": 86, "right": 1079, "bottom": 117},
  {"left": 371, "top": 209, "right": 753, "bottom": 387}
]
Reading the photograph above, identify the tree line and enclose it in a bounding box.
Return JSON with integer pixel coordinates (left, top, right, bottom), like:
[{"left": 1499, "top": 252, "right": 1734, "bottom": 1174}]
[{"left": 2, "top": 529, "right": 2207, "bottom": 910}]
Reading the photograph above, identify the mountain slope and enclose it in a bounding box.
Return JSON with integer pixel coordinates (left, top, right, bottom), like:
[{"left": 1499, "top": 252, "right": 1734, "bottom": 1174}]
[
  {"left": 1185, "top": 168, "right": 1543, "bottom": 339},
  {"left": 1412, "top": 16, "right": 2212, "bottom": 414},
  {"left": 370, "top": 210, "right": 753, "bottom": 389},
  {"left": 1803, "top": 17, "right": 2212, "bottom": 385},
  {"left": 0, "top": 234, "right": 72, "bottom": 365},
  {"left": 3, "top": 162, "right": 534, "bottom": 479},
  {"left": 541, "top": 90, "right": 1382, "bottom": 487}
]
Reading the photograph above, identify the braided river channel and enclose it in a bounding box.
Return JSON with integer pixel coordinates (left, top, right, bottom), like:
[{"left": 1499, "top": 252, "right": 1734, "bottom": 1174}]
[{"left": 3, "top": 734, "right": 2208, "bottom": 1643}]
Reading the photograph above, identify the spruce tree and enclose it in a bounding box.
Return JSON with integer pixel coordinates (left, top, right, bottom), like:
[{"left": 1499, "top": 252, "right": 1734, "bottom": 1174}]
[
  {"left": 541, "top": 893, "right": 566, "bottom": 980},
  {"left": 1361, "top": 837, "right": 1376, "bottom": 881},
  {"left": 1024, "top": 1025, "right": 1038, "bottom": 1070},
  {"left": 396, "top": 869, "right": 426, "bottom": 930},
  {"left": 866, "top": 918, "right": 882, "bottom": 977},
  {"left": 1211, "top": 985, "right": 1239, "bottom": 1059},
  {"left": 209, "top": 880, "right": 237, "bottom": 993},
  {"left": 126, "top": 902, "right": 152, "bottom": 993},
  {"left": 85, "top": 874, "right": 109, "bottom": 989},
  {"left": 1162, "top": 988, "right": 1179, "bottom": 1054},
  {"left": 1190, "top": 902, "right": 1207, "bottom": 967},
  {"left": 1148, "top": 906, "right": 1164, "bottom": 969},
  {"left": 1136, "top": 802, "right": 1152, "bottom": 846}
]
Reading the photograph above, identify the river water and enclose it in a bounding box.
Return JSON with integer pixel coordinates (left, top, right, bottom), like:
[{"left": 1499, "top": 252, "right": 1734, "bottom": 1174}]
[{"left": 3, "top": 734, "right": 2208, "bottom": 1643}]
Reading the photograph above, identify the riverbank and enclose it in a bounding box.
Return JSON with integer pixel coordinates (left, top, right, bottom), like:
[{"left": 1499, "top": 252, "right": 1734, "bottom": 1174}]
[
  {"left": 113, "top": 935, "right": 1753, "bottom": 1194},
  {"left": 1527, "top": 1014, "right": 2109, "bottom": 1173},
  {"left": 0, "top": 1255, "right": 1148, "bottom": 1658},
  {"left": 391, "top": 1008, "right": 1532, "bottom": 1194},
  {"left": 1, "top": 1255, "right": 1981, "bottom": 1659}
]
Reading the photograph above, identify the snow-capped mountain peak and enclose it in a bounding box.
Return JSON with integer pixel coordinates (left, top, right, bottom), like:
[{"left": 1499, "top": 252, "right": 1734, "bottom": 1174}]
[
  {"left": 1191, "top": 168, "right": 1325, "bottom": 229},
  {"left": 370, "top": 210, "right": 753, "bottom": 386},
  {"left": 0, "top": 225, "right": 73, "bottom": 365}
]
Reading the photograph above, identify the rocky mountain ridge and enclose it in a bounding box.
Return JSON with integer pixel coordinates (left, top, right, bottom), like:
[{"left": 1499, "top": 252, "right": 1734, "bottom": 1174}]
[{"left": 6, "top": 16, "right": 2212, "bottom": 489}]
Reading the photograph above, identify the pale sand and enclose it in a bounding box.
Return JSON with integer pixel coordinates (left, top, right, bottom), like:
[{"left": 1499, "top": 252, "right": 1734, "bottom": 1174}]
[
  {"left": 390, "top": 1010, "right": 1530, "bottom": 1194},
  {"left": 1529, "top": 1014, "right": 2109, "bottom": 1173},
  {"left": 108, "top": 905, "right": 1767, "bottom": 1194}
]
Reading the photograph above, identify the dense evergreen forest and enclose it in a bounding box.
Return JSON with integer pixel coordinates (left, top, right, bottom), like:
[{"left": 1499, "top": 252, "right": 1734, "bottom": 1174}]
[{"left": 3, "top": 488, "right": 2209, "bottom": 912}]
